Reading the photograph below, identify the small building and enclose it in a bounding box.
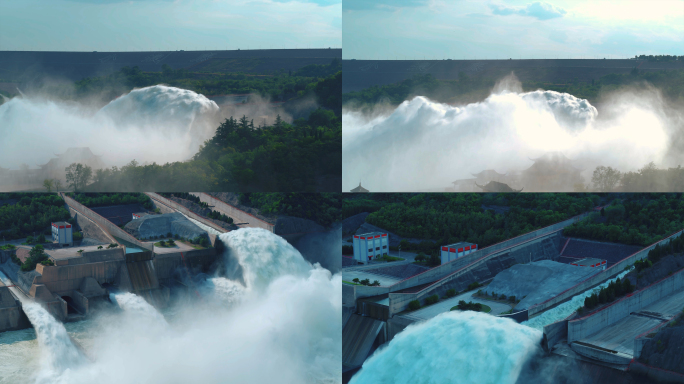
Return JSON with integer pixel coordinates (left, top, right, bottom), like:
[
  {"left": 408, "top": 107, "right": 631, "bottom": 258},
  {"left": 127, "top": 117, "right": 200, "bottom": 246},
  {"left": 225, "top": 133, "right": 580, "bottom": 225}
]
[
  {"left": 440, "top": 242, "right": 478, "bottom": 265},
  {"left": 571, "top": 257, "right": 607, "bottom": 271},
  {"left": 132, "top": 212, "right": 151, "bottom": 220},
  {"left": 350, "top": 182, "right": 369, "bottom": 193},
  {"left": 51, "top": 221, "right": 73, "bottom": 246},
  {"left": 352, "top": 232, "right": 388, "bottom": 264}
]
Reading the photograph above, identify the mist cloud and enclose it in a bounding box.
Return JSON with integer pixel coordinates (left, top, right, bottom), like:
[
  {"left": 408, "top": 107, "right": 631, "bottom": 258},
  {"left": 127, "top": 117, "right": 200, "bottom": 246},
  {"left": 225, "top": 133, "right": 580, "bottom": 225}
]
[{"left": 343, "top": 74, "right": 677, "bottom": 192}]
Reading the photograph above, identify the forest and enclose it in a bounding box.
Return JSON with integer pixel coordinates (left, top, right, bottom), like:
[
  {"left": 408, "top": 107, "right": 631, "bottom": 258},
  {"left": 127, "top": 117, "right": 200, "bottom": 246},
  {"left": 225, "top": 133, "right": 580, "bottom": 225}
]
[
  {"left": 0, "top": 193, "right": 70, "bottom": 240},
  {"left": 590, "top": 163, "right": 684, "bottom": 193},
  {"left": 67, "top": 193, "right": 154, "bottom": 209},
  {"left": 84, "top": 104, "right": 340, "bottom": 192},
  {"left": 343, "top": 193, "right": 600, "bottom": 253},
  {"left": 342, "top": 68, "right": 684, "bottom": 106},
  {"left": 562, "top": 194, "right": 684, "bottom": 246},
  {"left": 238, "top": 193, "right": 341, "bottom": 227},
  {"left": 74, "top": 59, "right": 341, "bottom": 104}
]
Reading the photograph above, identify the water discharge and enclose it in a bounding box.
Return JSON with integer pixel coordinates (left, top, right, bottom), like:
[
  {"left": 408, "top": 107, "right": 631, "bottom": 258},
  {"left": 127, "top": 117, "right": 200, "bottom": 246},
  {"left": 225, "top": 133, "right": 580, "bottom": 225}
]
[
  {"left": 21, "top": 303, "right": 87, "bottom": 383},
  {"left": 0, "top": 85, "right": 219, "bottom": 169},
  {"left": 0, "top": 228, "right": 340, "bottom": 384},
  {"left": 350, "top": 311, "right": 542, "bottom": 384},
  {"left": 522, "top": 268, "right": 632, "bottom": 330},
  {"left": 343, "top": 83, "right": 675, "bottom": 191},
  {"left": 110, "top": 292, "right": 168, "bottom": 327}
]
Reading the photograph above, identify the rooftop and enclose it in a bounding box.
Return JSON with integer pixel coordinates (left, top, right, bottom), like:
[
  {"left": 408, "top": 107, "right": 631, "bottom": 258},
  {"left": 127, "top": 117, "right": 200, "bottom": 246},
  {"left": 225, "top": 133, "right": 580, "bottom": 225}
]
[
  {"left": 355, "top": 232, "right": 387, "bottom": 238},
  {"left": 46, "top": 244, "right": 114, "bottom": 260},
  {"left": 443, "top": 241, "right": 475, "bottom": 248}
]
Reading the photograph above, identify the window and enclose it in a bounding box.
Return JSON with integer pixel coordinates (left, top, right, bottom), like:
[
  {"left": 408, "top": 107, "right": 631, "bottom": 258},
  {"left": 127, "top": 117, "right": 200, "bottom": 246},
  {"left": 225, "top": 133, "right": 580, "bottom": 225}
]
[
  {"left": 383, "top": 245, "right": 387, "bottom": 249},
  {"left": 368, "top": 249, "right": 373, "bottom": 252},
  {"left": 376, "top": 247, "right": 380, "bottom": 250}
]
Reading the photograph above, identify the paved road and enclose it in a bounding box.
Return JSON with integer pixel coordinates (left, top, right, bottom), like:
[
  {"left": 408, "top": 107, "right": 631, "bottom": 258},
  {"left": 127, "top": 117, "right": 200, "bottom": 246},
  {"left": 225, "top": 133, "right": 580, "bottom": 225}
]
[{"left": 403, "top": 290, "right": 513, "bottom": 321}]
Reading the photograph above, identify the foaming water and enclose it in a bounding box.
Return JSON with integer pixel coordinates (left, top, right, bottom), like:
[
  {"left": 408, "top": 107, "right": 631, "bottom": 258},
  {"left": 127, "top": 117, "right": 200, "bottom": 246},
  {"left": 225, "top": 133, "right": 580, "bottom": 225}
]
[
  {"left": 343, "top": 85, "right": 673, "bottom": 191},
  {"left": 522, "top": 269, "right": 632, "bottom": 330},
  {"left": 110, "top": 292, "right": 168, "bottom": 327},
  {"left": 21, "top": 303, "right": 87, "bottom": 383},
  {"left": 0, "top": 85, "right": 219, "bottom": 168},
  {"left": 3, "top": 228, "right": 340, "bottom": 384},
  {"left": 350, "top": 311, "right": 542, "bottom": 384}
]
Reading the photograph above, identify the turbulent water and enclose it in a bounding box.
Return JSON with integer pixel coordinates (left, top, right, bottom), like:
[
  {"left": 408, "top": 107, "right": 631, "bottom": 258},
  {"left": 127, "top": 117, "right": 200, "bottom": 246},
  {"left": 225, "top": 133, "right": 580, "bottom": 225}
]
[
  {"left": 20, "top": 303, "right": 88, "bottom": 384},
  {"left": 350, "top": 311, "right": 542, "bottom": 384},
  {"left": 0, "top": 85, "right": 219, "bottom": 168},
  {"left": 0, "top": 228, "right": 341, "bottom": 384},
  {"left": 522, "top": 268, "right": 632, "bottom": 330},
  {"left": 343, "top": 82, "right": 673, "bottom": 191}
]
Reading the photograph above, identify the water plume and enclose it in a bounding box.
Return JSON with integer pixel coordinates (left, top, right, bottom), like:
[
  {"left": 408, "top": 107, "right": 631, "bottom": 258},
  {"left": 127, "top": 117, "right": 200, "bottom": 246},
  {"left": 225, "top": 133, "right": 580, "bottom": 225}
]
[
  {"left": 343, "top": 76, "right": 677, "bottom": 191},
  {"left": 350, "top": 311, "right": 542, "bottom": 384},
  {"left": 8, "top": 227, "right": 340, "bottom": 384},
  {"left": 0, "top": 85, "right": 219, "bottom": 169}
]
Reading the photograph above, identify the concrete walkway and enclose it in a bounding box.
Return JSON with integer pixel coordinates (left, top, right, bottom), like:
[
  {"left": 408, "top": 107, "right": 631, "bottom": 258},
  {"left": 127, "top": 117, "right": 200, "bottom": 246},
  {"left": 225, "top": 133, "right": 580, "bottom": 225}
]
[
  {"left": 343, "top": 270, "right": 401, "bottom": 287},
  {"left": 403, "top": 290, "right": 513, "bottom": 321}
]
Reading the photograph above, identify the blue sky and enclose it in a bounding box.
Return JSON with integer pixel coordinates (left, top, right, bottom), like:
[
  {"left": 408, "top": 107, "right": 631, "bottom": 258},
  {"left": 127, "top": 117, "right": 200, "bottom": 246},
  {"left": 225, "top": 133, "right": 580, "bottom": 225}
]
[
  {"left": 343, "top": 0, "right": 684, "bottom": 59},
  {"left": 0, "top": 0, "right": 341, "bottom": 51}
]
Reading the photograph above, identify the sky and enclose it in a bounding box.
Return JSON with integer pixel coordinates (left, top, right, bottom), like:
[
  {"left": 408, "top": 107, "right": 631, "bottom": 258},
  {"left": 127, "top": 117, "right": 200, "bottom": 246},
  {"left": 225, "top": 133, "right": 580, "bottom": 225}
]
[
  {"left": 0, "top": 0, "right": 341, "bottom": 51},
  {"left": 343, "top": 0, "right": 684, "bottom": 60}
]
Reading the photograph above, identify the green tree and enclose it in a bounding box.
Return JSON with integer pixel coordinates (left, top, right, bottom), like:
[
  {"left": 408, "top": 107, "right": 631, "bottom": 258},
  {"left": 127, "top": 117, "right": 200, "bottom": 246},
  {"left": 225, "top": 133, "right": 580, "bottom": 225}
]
[
  {"left": 592, "top": 166, "right": 622, "bottom": 192},
  {"left": 43, "top": 179, "right": 53, "bottom": 193},
  {"left": 65, "top": 163, "right": 93, "bottom": 191}
]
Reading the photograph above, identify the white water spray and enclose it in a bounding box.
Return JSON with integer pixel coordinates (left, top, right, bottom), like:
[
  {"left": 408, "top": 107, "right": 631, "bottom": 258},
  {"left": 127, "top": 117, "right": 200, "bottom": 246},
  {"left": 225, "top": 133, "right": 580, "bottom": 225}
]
[
  {"left": 522, "top": 268, "right": 632, "bottom": 330},
  {"left": 9, "top": 227, "right": 340, "bottom": 384},
  {"left": 350, "top": 311, "right": 542, "bottom": 384},
  {"left": 0, "top": 85, "right": 219, "bottom": 169},
  {"left": 21, "top": 303, "right": 87, "bottom": 382},
  {"left": 110, "top": 292, "right": 168, "bottom": 327},
  {"left": 343, "top": 82, "right": 675, "bottom": 191}
]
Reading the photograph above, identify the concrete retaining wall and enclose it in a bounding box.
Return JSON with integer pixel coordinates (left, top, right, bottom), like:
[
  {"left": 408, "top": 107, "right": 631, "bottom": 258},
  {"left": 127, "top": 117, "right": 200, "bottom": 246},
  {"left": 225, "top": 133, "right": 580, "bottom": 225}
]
[
  {"left": 154, "top": 248, "right": 218, "bottom": 285},
  {"left": 543, "top": 319, "right": 569, "bottom": 352},
  {"left": 145, "top": 193, "right": 227, "bottom": 234},
  {"left": 567, "top": 267, "right": 684, "bottom": 343},
  {"left": 387, "top": 315, "right": 418, "bottom": 341},
  {"left": 35, "top": 249, "right": 125, "bottom": 296},
  {"left": 192, "top": 193, "right": 274, "bottom": 232},
  {"left": 529, "top": 230, "right": 684, "bottom": 318},
  {"left": 62, "top": 194, "right": 152, "bottom": 251},
  {"left": 343, "top": 284, "right": 356, "bottom": 306},
  {"left": 68, "top": 207, "right": 116, "bottom": 244},
  {"left": 388, "top": 213, "right": 588, "bottom": 293}
]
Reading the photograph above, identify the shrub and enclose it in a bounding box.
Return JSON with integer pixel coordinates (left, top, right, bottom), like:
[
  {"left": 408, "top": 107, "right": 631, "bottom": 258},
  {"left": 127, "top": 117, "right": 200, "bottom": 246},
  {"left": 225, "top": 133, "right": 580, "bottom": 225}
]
[
  {"left": 509, "top": 295, "right": 516, "bottom": 303},
  {"left": 360, "top": 278, "right": 370, "bottom": 286},
  {"left": 26, "top": 235, "right": 34, "bottom": 244},
  {"left": 454, "top": 300, "right": 484, "bottom": 312},
  {"left": 98, "top": 246, "right": 103, "bottom": 249},
  {"left": 159, "top": 240, "right": 166, "bottom": 247},
  {"left": 445, "top": 289, "right": 457, "bottom": 298},
  {"left": 73, "top": 232, "right": 83, "bottom": 241},
  {"left": 370, "top": 280, "right": 381, "bottom": 286},
  {"left": 424, "top": 295, "right": 439, "bottom": 305},
  {"left": 107, "top": 243, "right": 119, "bottom": 249},
  {"left": 500, "top": 294, "right": 507, "bottom": 300},
  {"left": 467, "top": 282, "right": 481, "bottom": 291},
  {"left": 37, "top": 234, "right": 46, "bottom": 244},
  {"left": 174, "top": 234, "right": 179, "bottom": 239},
  {"left": 408, "top": 300, "right": 421, "bottom": 311},
  {"left": 352, "top": 278, "right": 360, "bottom": 283},
  {"left": 167, "top": 232, "right": 173, "bottom": 238},
  {"left": 167, "top": 239, "right": 175, "bottom": 246},
  {"left": 40, "top": 259, "right": 54, "bottom": 266}
]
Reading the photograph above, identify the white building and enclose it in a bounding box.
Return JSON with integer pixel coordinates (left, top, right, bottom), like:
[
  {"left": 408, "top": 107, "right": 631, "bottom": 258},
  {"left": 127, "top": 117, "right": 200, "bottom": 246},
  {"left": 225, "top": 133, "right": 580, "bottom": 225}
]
[
  {"left": 440, "top": 242, "right": 478, "bottom": 265},
  {"left": 51, "top": 221, "right": 73, "bottom": 246},
  {"left": 352, "top": 232, "right": 389, "bottom": 264}
]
